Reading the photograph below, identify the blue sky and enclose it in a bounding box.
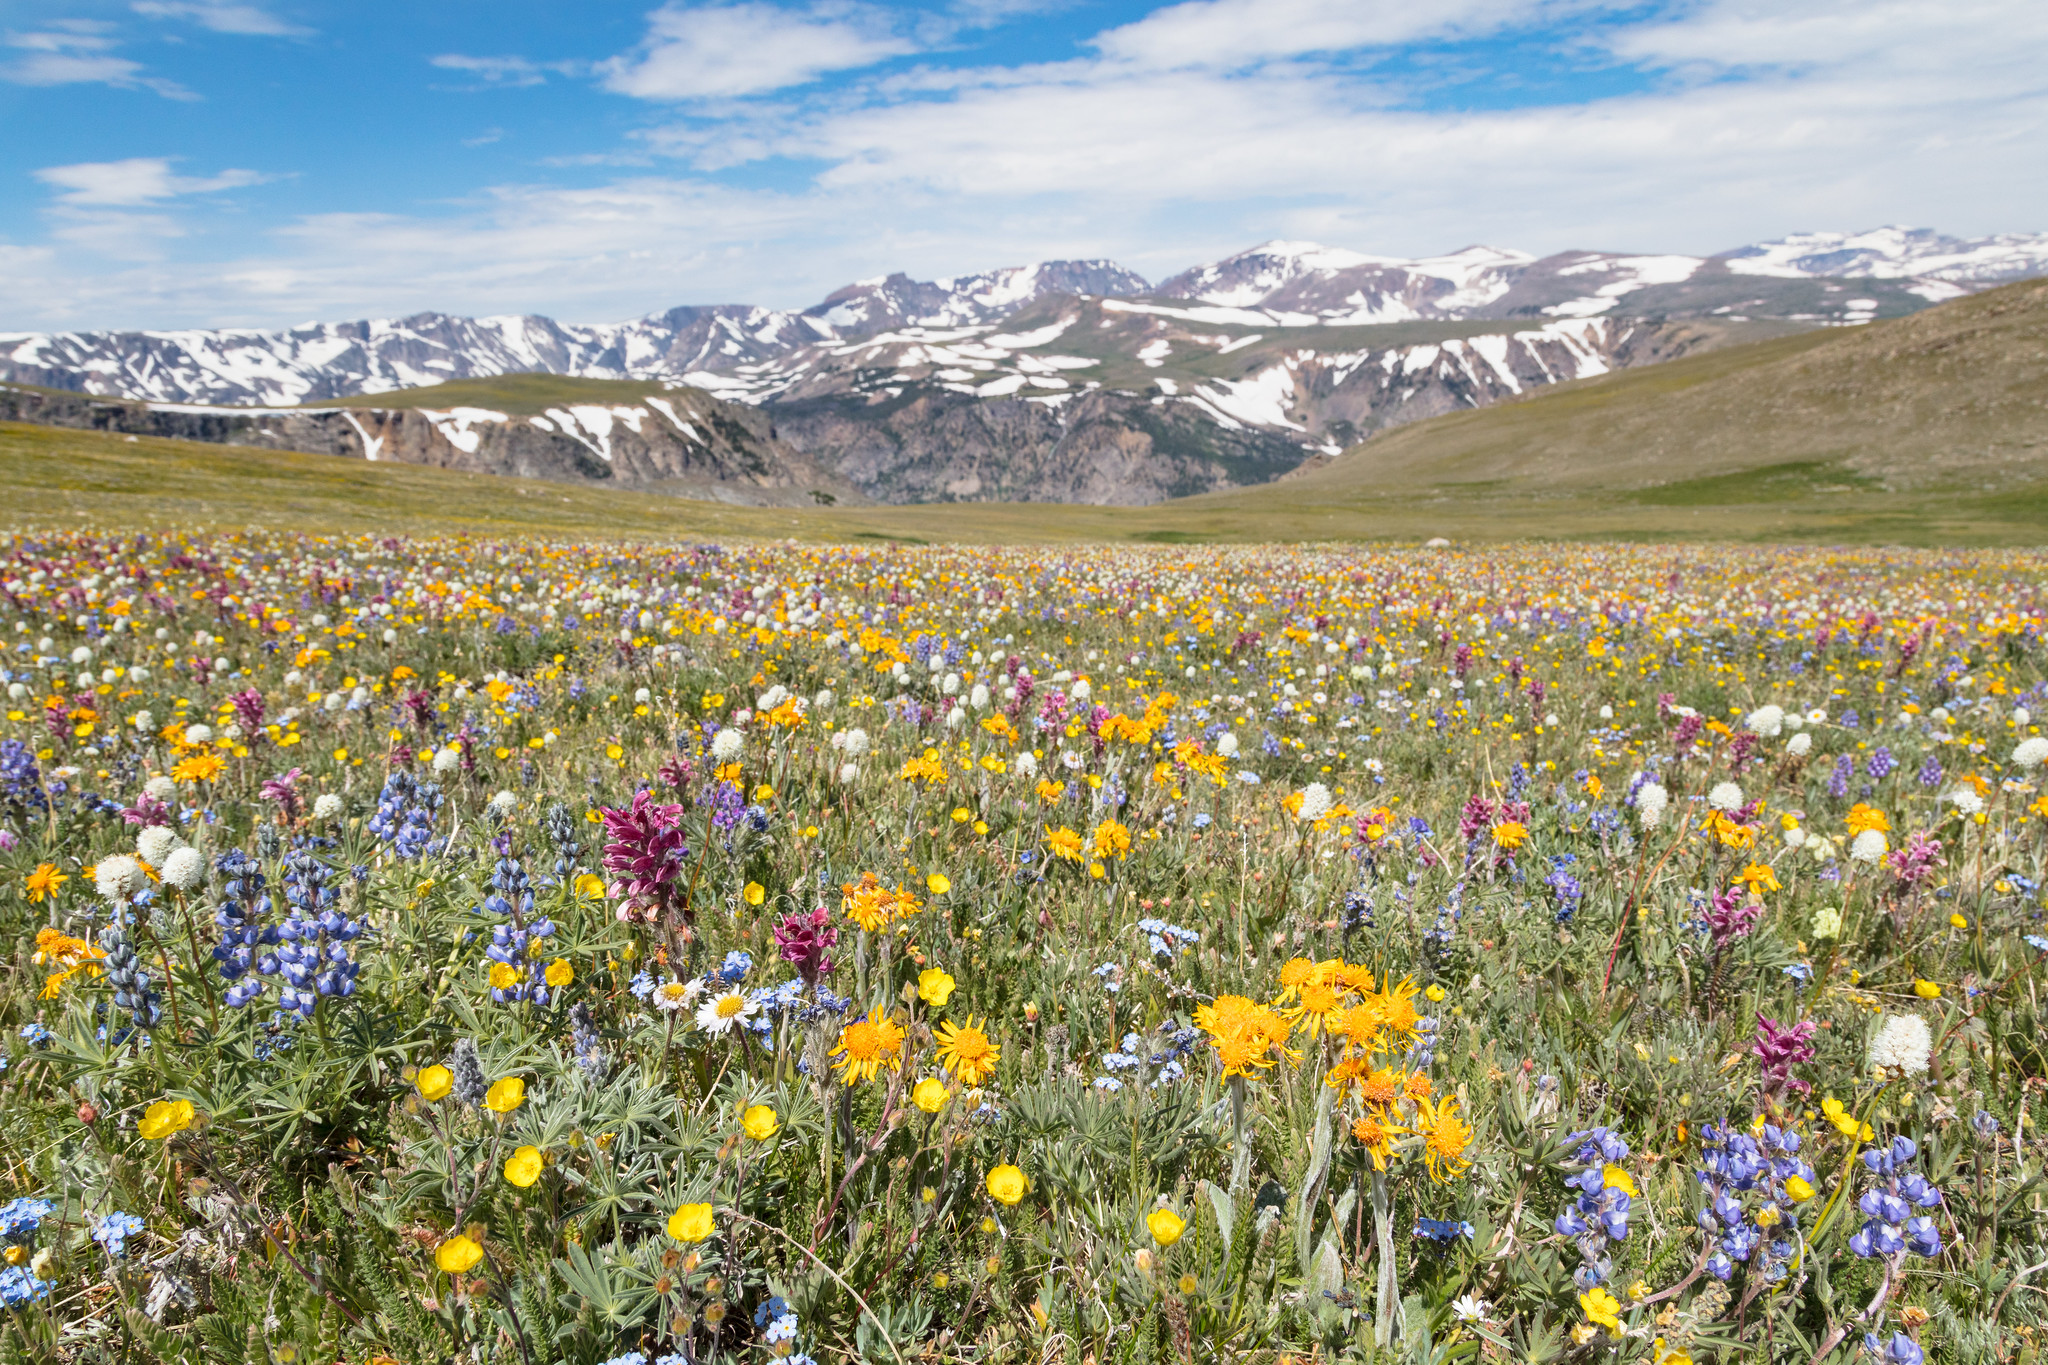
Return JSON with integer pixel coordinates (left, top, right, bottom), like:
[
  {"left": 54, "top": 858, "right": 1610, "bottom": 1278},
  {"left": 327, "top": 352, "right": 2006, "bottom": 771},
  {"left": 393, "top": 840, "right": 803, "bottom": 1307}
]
[{"left": 4, "top": 0, "right": 2045, "bottom": 330}]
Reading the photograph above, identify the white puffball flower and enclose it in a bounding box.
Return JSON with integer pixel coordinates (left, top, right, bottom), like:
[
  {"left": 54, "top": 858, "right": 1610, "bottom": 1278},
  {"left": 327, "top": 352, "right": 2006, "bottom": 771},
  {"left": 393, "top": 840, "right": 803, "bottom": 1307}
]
[
  {"left": 2013, "top": 706, "right": 2030, "bottom": 727},
  {"left": 69, "top": 646, "right": 92, "bottom": 665},
  {"left": 1948, "top": 786, "right": 1986, "bottom": 815},
  {"left": 837, "top": 762, "right": 860, "bottom": 784},
  {"left": 136, "top": 825, "right": 182, "bottom": 866},
  {"left": 221, "top": 722, "right": 245, "bottom": 742},
  {"left": 945, "top": 707, "right": 966, "bottom": 729},
  {"left": 1015, "top": 751, "right": 1039, "bottom": 778},
  {"left": 160, "top": 846, "right": 205, "bottom": 892},
  {"left": 1787, "top": 733, "right": 1812, "bottom": 756},
  {"left": 132, "top": 710, "right": 154, "bottom": 732},
  {"left": 95, "top": 854, "right": 145, "bottom": 902},
  {"left": 812, "top": 689, "right": 836, "bottom": 709},
  {"left": 1744, "top": 705, "right": 1785, "bottom": 737},
  {"left": 182, "top": 723, "right": 213, "bottom": 745},
  {"left": 634, "top": 687, "right": 651, "bottom": 705},
  {"left": 969, "top": 684, "right": 991, "bottom": 711},
  {"left": 323, "top": 692, "right": 344, "bottom": 712},
  {"left": 489, "top": 790, "right": 519, "bottom": 816},
  {"left": 1216, "top": 732, "right": 1239, "bottom": 758},
  {"left": 2013, "top": 736, "right": 2048, "bottom": 770},
  {"left": 1850, "top": 829, "right": 1889, "bottom": 864},
  {"left": 431, "top": 747, "right": 461, "bottom": 774},
  {"left": 1783, "top": 827, "right": 1807, "bottom": 849},
  {"left": 1598, "top": 704, "right": 1614, "bottom": 720},
  {"left": 1070, "top": 679, "right": 1091, "bottom": 702},
  {"left": 710, "top": 728, "right": 745, "bottom": 762},
  {"left": 757, "top": 684, "right": 789, "bottom": 712},
  {"left": 1707, "top": 781, "right": 1744, "bottom": 812},
  {"left": 144, "top": 775, "right": 176, "bottom": 803},
  {"left": 831, "top": 728, "right": 870, "bottom": 758},
  {"left": 1868, "top": 1014, "right": 1933, "bottom": 1077},
  {"left": 1296, "top": 783, "right": 1333, "bottom": 821},
  {"left": 313, "top": 793, "right": 344, "bottom": 821},
  {"left": 941, "top": 672, "right": 961, "bottom": 696},
  {"left": 1634, "top": 781, "right": 1670, "bottom": 827}
]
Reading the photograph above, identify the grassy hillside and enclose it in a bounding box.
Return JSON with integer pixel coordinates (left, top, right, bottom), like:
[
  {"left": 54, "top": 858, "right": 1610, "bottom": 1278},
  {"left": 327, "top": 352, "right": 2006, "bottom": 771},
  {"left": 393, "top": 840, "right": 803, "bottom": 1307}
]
[
  {"left": 294, "top": 373, "right": 712, "bottom": 416},
  {"left": 6, "top": 279, "right": 2046, "bottom": 546},
  {"left": 1281, "top": 276, "right": 2048, "bottom": 496}
]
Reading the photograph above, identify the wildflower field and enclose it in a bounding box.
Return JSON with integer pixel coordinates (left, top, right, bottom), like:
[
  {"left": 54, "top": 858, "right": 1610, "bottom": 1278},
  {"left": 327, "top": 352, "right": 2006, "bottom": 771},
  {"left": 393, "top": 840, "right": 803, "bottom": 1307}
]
[{"left": 2, "top": 532, "right": 2047, "bottom": 1365}]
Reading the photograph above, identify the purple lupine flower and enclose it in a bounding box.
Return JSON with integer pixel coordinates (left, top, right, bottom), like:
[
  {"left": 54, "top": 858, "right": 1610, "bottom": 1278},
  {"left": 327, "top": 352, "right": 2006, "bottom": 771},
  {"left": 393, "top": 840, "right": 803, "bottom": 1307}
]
[
  {"left": 1917, "top": 756, "right": 1943, "bottom": 788},
  {"left": 1829, "top": 754, "right": 1854, "bottom": 798},
  {"left": 1867, "top": 746, "right": 1896, "bottom": 780}
]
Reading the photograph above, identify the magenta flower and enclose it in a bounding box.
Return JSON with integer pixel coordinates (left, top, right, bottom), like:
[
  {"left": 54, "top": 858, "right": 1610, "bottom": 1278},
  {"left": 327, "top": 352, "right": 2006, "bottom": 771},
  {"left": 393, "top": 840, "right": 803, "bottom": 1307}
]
[
  {"left": 599, "top": 788, "right": 691, "bottom": 924},
  {"left": 774, "top": 906, "right": 839, "bottom": 986},
  {"left": 1887, "top": 830, "right": 1945, "bottom": 886},
  {"left": 229, "top": 687, "right": 266, "bottom": 734},
  {"left": 1704, "top": 886, "right": 1761, "bottom": 947},
  {"left": 260, "top": 767, "right": 304, "bottom": 822},
  {"left": 1752, "top": 1014, "right": 1817, "bottom": 1096}
]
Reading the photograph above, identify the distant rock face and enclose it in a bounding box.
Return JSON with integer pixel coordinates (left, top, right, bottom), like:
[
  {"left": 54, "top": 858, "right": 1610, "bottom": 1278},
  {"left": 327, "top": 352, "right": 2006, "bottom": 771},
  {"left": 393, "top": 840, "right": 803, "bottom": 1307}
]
[{"left": 0, "top": 385, "right": 860, "bottom": 508}]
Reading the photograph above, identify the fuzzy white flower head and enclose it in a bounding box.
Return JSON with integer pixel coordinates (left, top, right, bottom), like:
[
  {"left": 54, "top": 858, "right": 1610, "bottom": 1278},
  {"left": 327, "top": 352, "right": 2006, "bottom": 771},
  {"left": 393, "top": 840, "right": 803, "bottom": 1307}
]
[
  {"left": 1296, "top": 782, "right": 1333, "bottom": 821},
  {"left": 1707, "top": 782, "right": 1744, "bottom": 812},
  {"left": 945, "top": 707, "right": 966, "bottom": 729},
  {"left": 1744, "top": 705, "right": 1785, "bottom": 738},
  {"left": 710, "top": 728, "right": 744, "bottom": 762},
  {"left": 1868, "top": 1013, "right": 1932, "bottom": 1077},
  {"left": 431, "top": 747, "right": 460, "bottom": 774},
  {"left": 1786, "top": 733, "right": 1813, "bottom": 757},
  {"left": 136, "top": 825, "right": 182, "bottom": 867},
  {"left": 1810, "top": 905, "right": 1842, "bottom": 939},
  {"left": 488, "top": 790, "right": 519, "bottom": 816},
  {"left": 969, "top": 683, "right": 991, "bottom": 711},
  {"left": 131, "top": 710, "right": 154, "bottom": 732},
  {"left": 2013, "top": 736, "right": 2048, "bottom": 770},
  {"left": 941, "top": 672, "right": 961, "bottom": 696},
  {"left": 1850, "top": 829, "right": 1889, "bottom": 864},
  {"left": 837, "top": 762, "right": 860, "bottom": 784},
  {"left": 1783, "top": 827, "right": 1807, "bottom": 849},
  {"left": 1633, "top": 781, "right": 1670, "bottom": 827},
  {"left": 182, "top": 724, "right": 213, "bottom": 746},
  {"left": 1216, "top": 732, "right": 1239, "bottom": 758},
  {"left": 812, "top": 689, "right": 835, "bottom": 710},
  {"left": 832, "top": 727, "right": 870, "bottom": 758},
  {"left": 1809, "top": 836, "right": 1837, "bottom": 862},
  {"left": 1948, "top": 786, "right": 1985, "bottom": 816},
  {"left": 144, "top": 775, "right": 176, "bottom": 803},
  {"left": 95, "top": 854, "right": 145, "bottom": 902},
  {"left": 221, "top": 722, "right": 244, "bottom": 742},
  {"left": 312, "top": 793, "right": 344, "bottom": 821},
  {"left": 1014, "top": 751, "right": 1039, "bottom": 778},
  {"left": 161, "top": 846, "right": 205, "bottom": 892},
  {"left": 756, "top": 684, "right": 789, "bottom": 712},
  {"left": 1071, "top": 679, "right": 1092, "bottom": 702}
]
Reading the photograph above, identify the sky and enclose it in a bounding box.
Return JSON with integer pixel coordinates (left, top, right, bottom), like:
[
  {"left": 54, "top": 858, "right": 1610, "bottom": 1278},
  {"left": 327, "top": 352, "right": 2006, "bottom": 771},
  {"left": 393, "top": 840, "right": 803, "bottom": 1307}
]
[{"left": 3, "top": 0, "right": 2045, "bottom": 331}]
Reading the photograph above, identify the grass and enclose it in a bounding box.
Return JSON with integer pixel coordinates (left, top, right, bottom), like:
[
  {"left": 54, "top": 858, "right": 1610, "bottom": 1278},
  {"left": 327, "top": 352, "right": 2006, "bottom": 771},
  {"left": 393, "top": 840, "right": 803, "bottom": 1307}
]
[{"left": 294, "top": 373, "right": 712, "bottom": 416}]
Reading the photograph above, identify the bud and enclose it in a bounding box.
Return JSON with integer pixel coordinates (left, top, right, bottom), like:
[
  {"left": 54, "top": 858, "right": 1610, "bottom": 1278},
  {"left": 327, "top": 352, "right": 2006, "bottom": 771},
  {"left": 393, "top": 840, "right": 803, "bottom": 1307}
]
[{"left": 77, "top": 1102, "right": 98, "bottom": 1123}]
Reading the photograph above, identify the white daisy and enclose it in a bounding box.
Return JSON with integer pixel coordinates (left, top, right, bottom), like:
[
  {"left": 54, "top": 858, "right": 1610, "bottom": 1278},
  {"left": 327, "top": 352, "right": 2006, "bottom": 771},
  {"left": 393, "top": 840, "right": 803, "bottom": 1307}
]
[
  {"left": 695, "top": 989, "right": 760, "bottom": 1036},
  {"left": 650, "top": 978, "right": 704, "bottom": 1013}
]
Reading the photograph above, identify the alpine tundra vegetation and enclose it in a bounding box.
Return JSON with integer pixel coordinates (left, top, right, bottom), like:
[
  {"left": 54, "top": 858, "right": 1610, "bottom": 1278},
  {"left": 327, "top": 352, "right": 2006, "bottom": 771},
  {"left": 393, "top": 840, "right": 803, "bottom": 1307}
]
[{"left": 0, "top": 533, "right": 2045, "bottom": 1364}]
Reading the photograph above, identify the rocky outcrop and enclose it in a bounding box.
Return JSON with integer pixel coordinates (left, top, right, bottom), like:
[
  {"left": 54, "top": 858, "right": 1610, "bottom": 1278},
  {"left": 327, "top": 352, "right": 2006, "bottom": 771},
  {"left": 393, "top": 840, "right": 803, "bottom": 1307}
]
[{"left": 0, "top": 384, "right": 862, "bottom": 507}]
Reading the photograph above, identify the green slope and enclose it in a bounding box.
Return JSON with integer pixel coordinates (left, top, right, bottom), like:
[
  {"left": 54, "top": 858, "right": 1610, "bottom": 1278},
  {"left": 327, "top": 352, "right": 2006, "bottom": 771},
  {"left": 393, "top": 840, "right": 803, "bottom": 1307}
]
[{"left": 293, "top": 373, "right": 709, "bottom": 416}]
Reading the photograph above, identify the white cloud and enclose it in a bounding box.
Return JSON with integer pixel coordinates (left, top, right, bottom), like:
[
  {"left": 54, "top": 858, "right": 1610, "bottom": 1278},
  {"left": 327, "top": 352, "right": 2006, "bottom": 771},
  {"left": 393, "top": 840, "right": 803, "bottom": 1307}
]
[
  {"left": 4, "top": 0, "right": 2047, "bottom": 330},
  {"left": 130, "top": 1, "right": 312, "bottom": 38},
  {"left": 2, "top": 23, "right": 194, "bottom": 98},
  {"left": 35, "top": 158, "right": 269, "bottom": 207},
  {"left": 598, "top": 2, "right": 916, "bottom": 99},
  {"left": 431, "top": 53, "right": 584, "bottom": 88}
]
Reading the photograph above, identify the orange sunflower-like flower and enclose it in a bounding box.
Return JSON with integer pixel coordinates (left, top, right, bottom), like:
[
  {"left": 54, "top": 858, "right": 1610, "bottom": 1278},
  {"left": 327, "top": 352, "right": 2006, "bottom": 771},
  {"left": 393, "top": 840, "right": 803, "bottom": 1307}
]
[
  {"left": 934, "top": 1016, "right": 1001, "bottom": 1087},
  {"left": 830, "top": 1004, "right": 907, "bottom": 1085},
  {"left": 1412, "top": 1095, "right": 1475, "bottom": 1183}
]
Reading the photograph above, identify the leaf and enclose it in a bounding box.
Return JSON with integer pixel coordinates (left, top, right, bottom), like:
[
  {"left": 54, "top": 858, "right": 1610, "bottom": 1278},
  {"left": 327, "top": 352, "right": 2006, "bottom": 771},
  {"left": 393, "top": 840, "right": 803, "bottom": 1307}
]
[
  {"left": 1296, "top": 1081, "right": 1335, "bottom": 1276},
  {"left": 1204, "top": 1180, "right": 1235, "bottom": 1256}
]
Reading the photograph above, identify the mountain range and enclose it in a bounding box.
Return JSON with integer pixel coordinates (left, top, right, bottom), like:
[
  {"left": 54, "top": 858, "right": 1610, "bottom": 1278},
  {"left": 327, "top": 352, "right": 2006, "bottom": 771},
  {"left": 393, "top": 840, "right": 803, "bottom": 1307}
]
[{"left": 4, "top": 225, "right": 2045, "bottom": 506}]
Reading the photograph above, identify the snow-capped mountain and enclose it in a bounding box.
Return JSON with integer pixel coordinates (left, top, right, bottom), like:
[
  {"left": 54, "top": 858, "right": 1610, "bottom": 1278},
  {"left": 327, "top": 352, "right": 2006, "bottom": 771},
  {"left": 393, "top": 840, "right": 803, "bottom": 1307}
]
[{"left": 5, "top": 226, "right": 2046, "bottom": 506}]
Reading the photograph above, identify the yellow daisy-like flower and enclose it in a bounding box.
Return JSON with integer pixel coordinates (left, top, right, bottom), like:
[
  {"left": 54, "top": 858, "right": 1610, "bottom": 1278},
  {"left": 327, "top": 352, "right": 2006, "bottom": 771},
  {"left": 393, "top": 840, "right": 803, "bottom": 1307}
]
[
  {"left": 24, "top": 863, "right": 68, "bottom": 903},
  {"left": 484, "top": 1077, "right": 525, "bottom": 1113},
  {"left": 504, "top": 1145, "right": 544, "bottom": 1187},
  {"left": 416, "top": 1065, "right": 453, "bottom": 1101},
  {"left": 488, "top": 962, "right": 524, "bottom": 991},
  {"left": 1045, "top": 826, "right": 1085, "bottom": 862},
  {"left": 935, "top": 1016, "right": 1001, "bottom": 1087},
  {"left": 926, "top": 873, "right": 950, "bottom": 895},
  {"left": 1091, "top": 819, "right": 1132, "bottom": 860},
  {"left": 1579, "top": 1285, "right": 1622, "bottom": 1333},
  {"left": 544, "top": 958, "right": 574, "bottom": 988},
  {"left": 1412, "top": 1095, "right": 1475, "bottom": 1183},
  {"left": 830, "top": 1005, "right": 907, "bottom": 1085},
  {"left": 1146, "top": 1208, "right": 1186, "bottom": 1247},
  {"left": 742, "top": 1104, "right": 780, "bottom": 1140},
  {"left": 743, "top": 881, "right": 765, "bottom": 906},
  {"left": 573, "top": 872, "right": 606, "bottom": 900},
  {"left": 1351, "top": 1113, "right": 1406, "bottom": 1172},
  {"left": 171, "top": 751, "right": 225, "bottom": 784},
  {"left": 913, "top": 1077, "right": 950, "bottom": 1113},
  {"left": 1490, "top": 820, "right": 1528, "bottom": 850},
  {"left": 986, "top": 1164, "right": 1027, "bottom": 1206},
  {"left": 138, "top": 1097, "right": 196, "bottom": 1141}
]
